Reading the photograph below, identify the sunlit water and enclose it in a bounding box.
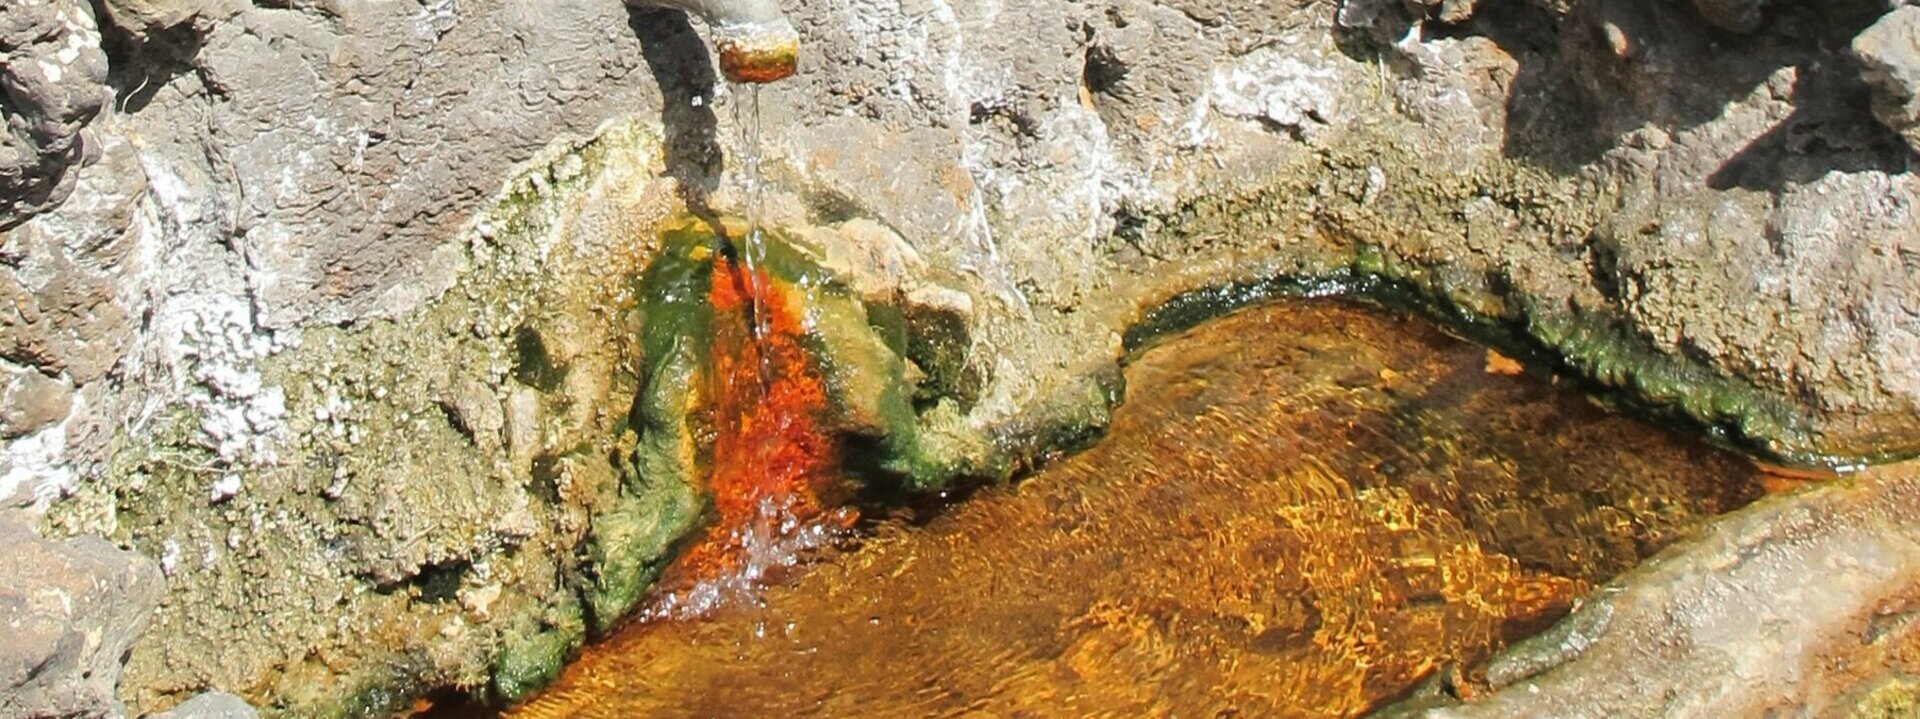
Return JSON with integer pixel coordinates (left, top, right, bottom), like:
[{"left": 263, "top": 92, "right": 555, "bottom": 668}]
[
  {"left": 496, "top": 300, "right": 1766, "bottom": 718},
  {"left": 733, "top": 83, "right": 772, "bottom": 345}
]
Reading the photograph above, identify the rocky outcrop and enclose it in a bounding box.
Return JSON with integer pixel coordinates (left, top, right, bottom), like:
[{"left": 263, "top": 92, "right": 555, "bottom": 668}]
[
  {"left": 0, "top": 0, "right": 111, "bottom": 228},
  {"left": 0, "top": 0, "right": 1914, "bottom": 716},
  {"left": 1376, "top": 462, "right": 1920, "bottom": 718},
  {"left": 0, "top": 512, "right": 162, "bottom": 719},
  {"left": 1856, "top": 6, "right": 1920, "bottom": 155},
  {"left": 94, "top": 0, "right": 237, "bottom": 41}
]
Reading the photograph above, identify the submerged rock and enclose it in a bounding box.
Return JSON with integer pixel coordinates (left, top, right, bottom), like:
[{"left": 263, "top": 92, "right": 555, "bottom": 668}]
[
  {"left": 1383, "top": 462, "right": 1920, "bottom": 719},
  {"left": 501, "top": 301, "right": 1769, "bottom": 718}
]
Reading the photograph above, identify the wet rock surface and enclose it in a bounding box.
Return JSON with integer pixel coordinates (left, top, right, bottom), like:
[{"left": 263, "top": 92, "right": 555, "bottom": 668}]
[{"left": 1378, "top": 461, "right": 1920, "bottom": 719}]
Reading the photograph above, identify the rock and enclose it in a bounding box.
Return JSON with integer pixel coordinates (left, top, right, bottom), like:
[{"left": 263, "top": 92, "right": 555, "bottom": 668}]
[
  {"left": 1691, "top": 0, "right": 1768, "bottom": 32},
  {"left": 150, "top": 692, "right": 260, "bottom": 719},
  {"left": 503, "top": 386, "right": 541, "bottom": 476},
  {"left": 0, "top": 363, "right": 73, "bottom": 439},
  {"left": 0, "top": 512, "right": 164, "bottom": 719},
  {"left": 1408, "top": 0, "right": 1481, "bottom": 24},
  {"left": 0, "top": 0, "right": 111, "bottom": 227},
  {"left": 95, "top": 0, "right": 240, "bottom": 40},
  {"left": 1381, "top": 463, "right": 1920, "bottom": 719},
  {"left": 437, "top": 377, "right": 505, "bottom": 452},
  {"left": 808, "top": 219, "right": 927, "bottom": 304},
  {"left": 1854, "top": 6, "right": 1920, "bottom": 155},
  {"left": 0, "top": 131, "right": 149, "bottom": 385}
]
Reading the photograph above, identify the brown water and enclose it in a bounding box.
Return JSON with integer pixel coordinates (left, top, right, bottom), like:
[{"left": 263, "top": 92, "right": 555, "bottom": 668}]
[{"left": 500, "top": 301, "right": 1766, "bottom": 719}]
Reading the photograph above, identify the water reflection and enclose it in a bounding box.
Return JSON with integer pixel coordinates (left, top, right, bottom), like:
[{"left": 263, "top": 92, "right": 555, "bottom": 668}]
[{"left": 508, "top": 301, "right": 1764, "bottom": 718}]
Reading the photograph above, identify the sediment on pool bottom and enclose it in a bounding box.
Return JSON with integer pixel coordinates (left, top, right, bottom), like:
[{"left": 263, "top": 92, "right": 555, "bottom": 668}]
[{"left": 483, "top": 300, "right": 1769, "bottom": 719}]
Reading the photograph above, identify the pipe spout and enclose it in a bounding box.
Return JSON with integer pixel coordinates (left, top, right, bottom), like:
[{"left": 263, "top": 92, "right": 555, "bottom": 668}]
[{"left": 636, "top": 0, "right": 799, "bottom": 83}]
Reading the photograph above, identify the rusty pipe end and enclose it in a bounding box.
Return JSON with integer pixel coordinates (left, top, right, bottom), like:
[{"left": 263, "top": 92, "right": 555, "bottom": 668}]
[{"left": 714, "top": 22, "right": 799, "bottom": 84}]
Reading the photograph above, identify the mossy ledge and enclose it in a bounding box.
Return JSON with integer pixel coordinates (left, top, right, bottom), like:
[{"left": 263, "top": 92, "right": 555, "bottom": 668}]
[
  {"left": 1121, "top": 263, "right": 1829, "bottom": 468},
  {"left": 1107, "top": 134, "right": 1914, "bottom": 470}
]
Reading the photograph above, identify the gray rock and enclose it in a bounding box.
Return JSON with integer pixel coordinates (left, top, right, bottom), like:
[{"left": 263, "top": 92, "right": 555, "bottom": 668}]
[
  {"left": 1855, "top": 6, "right": 1920, "bottom": 155},
  {"left": 0, "top": 0, "right": 112, "bottom": 228},
  {"left": 1379, "top": 463, "right": 1920, "bottom": 719},
  {"left": 0, "top": 363, "right": 72, "bottom": 439},
  {"left": 1691, "top": 0, "right": 1768, "bottom": 32},
  {"left": 0, "top": 513, "right": 164, "bottom": 719},
  {"left": 149, "top": 692, "right": 259, "bottom": 719},
  {"left": 94, "top": 0, "right": 240, "bottom": 40},
  {"left": 0, "top": 130, "right": 148, "bottom": 387}
]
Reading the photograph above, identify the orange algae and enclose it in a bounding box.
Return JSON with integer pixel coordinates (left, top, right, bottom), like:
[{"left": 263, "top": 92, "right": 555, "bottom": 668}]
[{"left": 653, "top": 256, "right": 850, "bottom": 599}]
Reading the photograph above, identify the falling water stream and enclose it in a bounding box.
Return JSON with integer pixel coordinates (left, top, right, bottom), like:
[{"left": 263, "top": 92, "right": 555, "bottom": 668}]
[{"left": 734, "top": 84, "right": 773, "bottom": 345}]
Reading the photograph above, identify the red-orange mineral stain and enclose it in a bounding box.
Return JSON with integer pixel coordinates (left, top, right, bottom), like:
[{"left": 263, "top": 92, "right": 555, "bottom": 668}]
[{"left": 660, "top": 257, "right": 846, "bottom": 588}]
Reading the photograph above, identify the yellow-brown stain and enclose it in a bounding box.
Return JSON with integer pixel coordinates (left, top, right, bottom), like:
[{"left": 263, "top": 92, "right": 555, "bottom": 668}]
[{"left": 505, "top": 301, "right": 1767, "bottom": 719}]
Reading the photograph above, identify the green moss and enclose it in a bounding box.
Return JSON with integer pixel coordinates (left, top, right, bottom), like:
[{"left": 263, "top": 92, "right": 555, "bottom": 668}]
[
  {"left": 1854, "top": 678, "right": 1920, "bottom": 719},
  {"left": 618, "top": 219, "right": 965, "bottom": 506},
  {"left": 491, "top": 598, "right": 588, "bottom": 702},
  {"left": 1110, "top": 138, "right": 1856, "bottom": 468},
  {"left": 585, "top": 464, "right": 701, "bottom": 632}
]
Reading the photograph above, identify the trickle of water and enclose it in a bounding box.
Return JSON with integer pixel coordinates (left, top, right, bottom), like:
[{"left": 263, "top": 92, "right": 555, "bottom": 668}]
[
  {"left": 633, "top": 250, "right": 853, "bottom": 625},
  {"left": 733, "top": 83, "right": 773, "bottom": 346}
]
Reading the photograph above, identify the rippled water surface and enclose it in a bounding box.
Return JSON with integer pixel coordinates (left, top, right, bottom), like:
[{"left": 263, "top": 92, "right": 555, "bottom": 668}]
[{"left": 504, "top": 301, "right": 1765, "bottom": 719}]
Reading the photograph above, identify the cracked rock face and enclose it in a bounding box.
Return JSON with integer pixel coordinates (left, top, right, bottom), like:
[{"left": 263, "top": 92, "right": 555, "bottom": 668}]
[
  {"left": 1856, "top": 6, "right": 1920, "bottom": 155},
  {"left": 0, "top": 512, "right": 163, "bottom": 719},
  {"left": 0, "top": 0, "right": 110, "bottom": 228},
  {"left": 95, "top": 0, "right": 239, "bottom": 40}
]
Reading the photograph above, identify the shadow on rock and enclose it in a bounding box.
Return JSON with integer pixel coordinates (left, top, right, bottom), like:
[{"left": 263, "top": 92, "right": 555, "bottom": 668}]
[
  {"left": 1707, "top": 48, "right": 1913, "bottom": 191},
  {"left": 629, "top": 7, "right": 727, "bottom": 237},
  {"left": 1338, "top": 0, "right": 1904, "bottom": 177}
]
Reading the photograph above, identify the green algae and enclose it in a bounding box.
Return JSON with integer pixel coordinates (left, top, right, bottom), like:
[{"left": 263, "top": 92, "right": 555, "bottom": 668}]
[
  {"left": 492, "top": 598, "right": 588, "bottom": 702},
  {"left": 1111, "top": 136, "right": 1853, "bottom": 468},
  {"left": 621, "top": 219, "right": 957, "bottom": 505},
  {"left": 1122, "top": 254, "right": 1820, "bottom": 467}
]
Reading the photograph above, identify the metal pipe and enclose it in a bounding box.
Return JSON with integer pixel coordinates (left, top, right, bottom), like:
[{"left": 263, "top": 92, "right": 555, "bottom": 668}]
[{"left": 634, "top": 0, "right": 799, "bottom": 83}]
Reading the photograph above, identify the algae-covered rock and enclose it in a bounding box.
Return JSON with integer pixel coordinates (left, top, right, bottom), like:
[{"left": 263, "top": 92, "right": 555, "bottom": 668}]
[
  {"left": 14, "top": 0, "right": 1920, "bottom": 715},
  {"left": 619, "top": 218, "right": 962, "bottom": 534},
  {"left": 490, "top": 598, "right": 588, "bottom": 703}
]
